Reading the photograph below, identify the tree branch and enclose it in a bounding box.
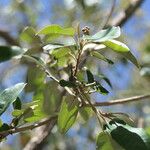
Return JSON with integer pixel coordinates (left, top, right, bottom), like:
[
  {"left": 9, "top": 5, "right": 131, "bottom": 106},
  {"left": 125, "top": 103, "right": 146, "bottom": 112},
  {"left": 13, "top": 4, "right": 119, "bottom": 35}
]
[
  {"left": 103, "top": 0, "right": 116, "bottom": 28},
  {"left": 110, "top": 0, "right": 145, "bottom": 27},
  {"left": 92, "top": 94, "right": 150, "bottom": 107},
  {"left": 0, "top": 116, "right": 57, "bottom": 139},
  {"left": 0, "top": 30, "right": 19, "bottom": 46},
  {"left": 0, "top": 94, "right": 148, "bottom": 140}
]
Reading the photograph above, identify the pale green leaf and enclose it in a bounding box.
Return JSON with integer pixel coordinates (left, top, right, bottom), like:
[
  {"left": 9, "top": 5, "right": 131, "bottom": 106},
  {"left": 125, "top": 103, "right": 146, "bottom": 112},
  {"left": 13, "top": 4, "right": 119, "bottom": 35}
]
[
  {"left": 0, "top": 83, "right": 26, "bottom": 116},
  {"left": 84, "top": 26, "right": 120, "bottom": 42}
]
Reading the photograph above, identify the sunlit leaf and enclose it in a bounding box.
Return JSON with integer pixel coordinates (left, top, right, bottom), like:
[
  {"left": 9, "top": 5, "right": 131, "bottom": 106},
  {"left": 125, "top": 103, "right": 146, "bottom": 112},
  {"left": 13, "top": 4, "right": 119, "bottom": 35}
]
[
  {"left": 0, "top": 83, "right": 26, "bottom": 116},
  {"left": 20, "top": 26, "right": 40, "bottom": 44},
  {"left": 58, "top": 97, "right": 78, "bottom": 133},
  {"left": 102, "top": 40, "right": 130, "bottom": 52},
  {"left": 37, "top": 24, "right": 75, "bottom": 36},
  {"left": 12, "top": 109, "right": 23, "bottom": 117},
  {"left": 83, "top": 43, "right": 106, "bottom": 51}
]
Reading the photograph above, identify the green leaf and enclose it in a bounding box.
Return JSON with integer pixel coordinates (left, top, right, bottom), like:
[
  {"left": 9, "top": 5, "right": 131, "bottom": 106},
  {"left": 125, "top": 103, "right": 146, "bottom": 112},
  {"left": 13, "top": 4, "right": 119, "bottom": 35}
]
[
  {"left": 95, "top": 82, "right": 109, "bottom": 95},
  {"left": 37, "top": 24, "right": 75, "bottom": 36},
  {"left": 96, "top": 132, "right": 124, "bottom": 150},
  {"left": 84, "top": 26, "right": 120, "bottom": 42},
  {"left": 25, "top": 115, "right": 46, "bottom": 122},
  {"left": 0, "top": 46, "right": 25, "bottom": 63},
  {"left": 20, "top": 27, "right": 40, "bottom": 44},
  {"left": 90, "top": 51, "right": 114, "bottom": 64},
  {"left": 13, "top": 97, "right": 22, "bottom": 110},
  {"left": 86, "top": 69, "right": 95, "bottom": 83},
  {"left": 79, "top": 107, "right": 92, "bottom": 122},
  {"left": 109, "top": 118, "right": 126, "bottom": 125},
  {"left": 0, "top": 83, "right": 26, "bottom": 116},
  {"left": 59, "top": 80, "right": 76, "bottom": 88},
  {"left": 102, "top": 40, "right": 130, "bottom": 52},
  {"left": 43, "top": 43, "right": 76, "bottom": 52},
  {"left": 97, "top": 74, "right": 112, "bottom": 88},
  {"left": 111, "top": 126, "right": 150, "bottom": 150},
  {"left": 121, "top": 51, "right": 140, "bottom": 68},
  {"left": 12, "top": 109, "right": 23, "bottom": 117},
  {"left": 0, "top": 119, "right": 3, "bottom": 127},
  {"left": 0, "top": 123, "right": 10, "bottom": 132},
  {"left": 51, "top": 47, "right": 71, "bottom": 58},
  {"left": 58, "top": 97, "right": 78, "bottom": 133}
]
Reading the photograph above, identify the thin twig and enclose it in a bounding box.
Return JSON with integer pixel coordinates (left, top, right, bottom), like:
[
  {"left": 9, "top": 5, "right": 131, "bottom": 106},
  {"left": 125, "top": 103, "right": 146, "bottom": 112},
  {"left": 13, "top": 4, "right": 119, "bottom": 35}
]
[
  {"left": 103, "top": 0, "right": 116, "bottom": 28},
  {"left": 91, "top": 94, "right": 150, "bottom": 107},
  {"left": 0, "top": 116, "right": 57, "bottom": 138}
]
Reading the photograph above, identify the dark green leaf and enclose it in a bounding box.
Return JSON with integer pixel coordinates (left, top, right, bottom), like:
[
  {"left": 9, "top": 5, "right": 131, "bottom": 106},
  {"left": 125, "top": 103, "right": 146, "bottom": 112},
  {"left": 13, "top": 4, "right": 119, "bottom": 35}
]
[
  {"left": 102, "top": 40, "right": 130, "bottom": 52},
  {"left": 0, "top": 46, "right": 25, "bottom": 63},
  {"left": 111, "top": 126, "right": 149, "bottom": 150},
  {"left": 0, "top": 123, "right": 10, "bottom": 132},
  {"left": 58, "top": 97, "right": 78, "bottom": 133},
  {"left": 37, "top": 24, "right": 75, "bottom": 36},
  {"left": 59, "top": 80, "right": 76, "bottom": 87},
  {"left": 97, "top": 74, "right": 112, "bottom": 88},
  {"left": 0, "top": 83, "right": 26, "bottom": 116},
  {"left": 84, "top": 26, "right": 120, "bottom": 42},
  {"left": 96, "top": 132, "right": 124, "bottom": 150},
  {"left": 109, "top": 118, "right": 126, "bottom": 125},
  {"left": 86, "top": 69, "right": 95, "bottom": 83},
  {"left": 13, "top": 97, "right": 22, "bottom": 110},
  {"left": 95, "top": 82, "right": 109, "bottom": 95}
]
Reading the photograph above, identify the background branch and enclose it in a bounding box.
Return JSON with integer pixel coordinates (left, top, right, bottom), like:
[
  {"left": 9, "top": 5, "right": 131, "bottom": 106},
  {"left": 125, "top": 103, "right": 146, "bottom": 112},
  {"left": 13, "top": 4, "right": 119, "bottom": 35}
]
[
  {"left": 0, "top": 30, "right": 19, "bottom": 46},
  {"left": 110, "top": 0, "right": 144, "bottom": 26}
]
